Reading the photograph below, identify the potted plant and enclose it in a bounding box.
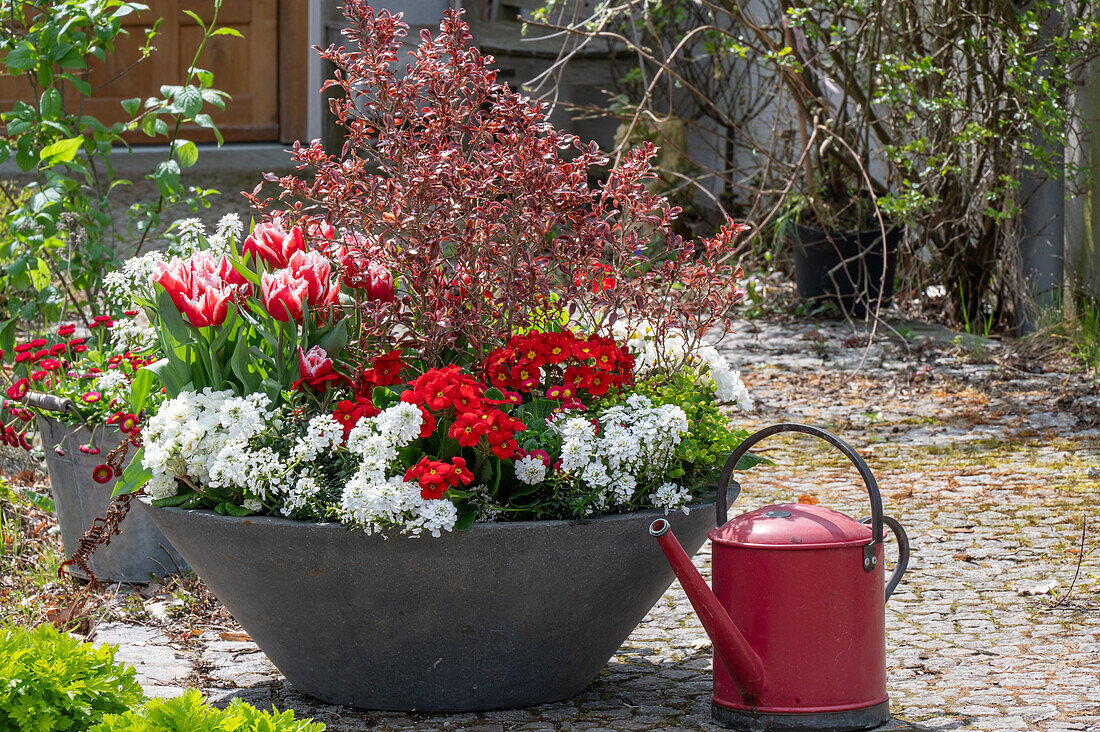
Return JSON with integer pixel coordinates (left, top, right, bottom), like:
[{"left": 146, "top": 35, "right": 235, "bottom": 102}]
[
  {"left": 1, "top": 315, "right": 188, "bottom": 583},
  {"left": 105, "top": 2, "right": 758, "bottom": 712}
]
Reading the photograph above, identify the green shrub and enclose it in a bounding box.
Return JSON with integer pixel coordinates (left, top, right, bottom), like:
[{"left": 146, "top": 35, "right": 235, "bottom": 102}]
[
  {"left": 93, "top": 690, "right": 326, "bottom": 732},
  {"left": 0, "top": 624, "right": 144, "bottom": 731}
]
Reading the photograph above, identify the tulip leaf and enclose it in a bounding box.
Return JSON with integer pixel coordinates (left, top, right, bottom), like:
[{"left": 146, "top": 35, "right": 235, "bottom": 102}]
[
  {"left": 319, "top": 318, "right": 348, "bottom": 357},
  {"left": 154, "top": 285, "right": 191, "bottom": 345},
  {"left": 112, "top": 448, "right": 152, "bottom": 497},
  {"left": 128, "top": 364, "right": 156, "bottom": 414},
  {"left": 230, "top": 333, "right": 262, "bottom": 392},
  {"left": 145, "top": 357, "right": 187, "bottom": 398},
  {"left": 207, "top": 308, "right": 237, "bottom": 356}
]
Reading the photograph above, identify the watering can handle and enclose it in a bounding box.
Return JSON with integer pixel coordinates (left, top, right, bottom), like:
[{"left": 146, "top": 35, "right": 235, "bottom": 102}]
[
  {"left": 860, "top": 515, "right": 910, "bottom": 601},
  {"left": 717, "top": 423, "right": 885, "bottom": 574}
]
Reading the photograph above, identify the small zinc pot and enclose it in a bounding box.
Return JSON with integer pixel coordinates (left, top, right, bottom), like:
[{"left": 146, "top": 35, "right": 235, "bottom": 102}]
[
  {"left": 29, "top": 393, "right": 188, "bottom": 583},
  {"left": 140, "top": 499, "right": 715, "bottom": 712},
  {"left": 790, "top": 224, "right": 900, "bottom": 316}
]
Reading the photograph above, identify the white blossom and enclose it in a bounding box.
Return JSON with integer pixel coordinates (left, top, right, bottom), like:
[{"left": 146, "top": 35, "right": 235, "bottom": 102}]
[
  {"left": 514, "top": 455, "right": 546, "bottom": 485},
  {"left": 94, "top": 370, "right": 129, "bottom": 399},
  {"left": 555, "top": 396, "right": 690, "bottom": 511},
  {"left": 652, "top": 482, "right": 691, "bottom": 513}
]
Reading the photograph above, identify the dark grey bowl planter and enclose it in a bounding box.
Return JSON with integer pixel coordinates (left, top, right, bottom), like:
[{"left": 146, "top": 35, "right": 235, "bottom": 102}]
[
  {"left": 31, "top": 394, "right": 188, "bottom": 583},
  {"left": 141, "top": 499, "right": 715, "bottom": 712}
]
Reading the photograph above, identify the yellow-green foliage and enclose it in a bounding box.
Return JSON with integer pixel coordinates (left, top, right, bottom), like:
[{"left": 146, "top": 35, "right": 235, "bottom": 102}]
[
  {"left": 93, "top": 690, "right": 326, "bottom": 732},
  {"left": 0, "top": 624, "right": 143, "bottom": 731}
]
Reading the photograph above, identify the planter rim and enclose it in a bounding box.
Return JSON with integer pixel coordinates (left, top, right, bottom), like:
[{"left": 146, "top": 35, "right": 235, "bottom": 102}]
[{"left": 139, "top": 496, "right": 717, "bottom": 534}]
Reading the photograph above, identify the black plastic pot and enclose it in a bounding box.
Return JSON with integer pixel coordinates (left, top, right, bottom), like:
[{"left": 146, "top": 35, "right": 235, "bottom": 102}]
[
  {"left": 142, "top": 499, "right": 714, "bottom": 712},
  {"left": 28, "top": 392, "right": 187, "bottom": 583},
  {"left": 791, "top": 224, "right": 901, "bottom": 316}
]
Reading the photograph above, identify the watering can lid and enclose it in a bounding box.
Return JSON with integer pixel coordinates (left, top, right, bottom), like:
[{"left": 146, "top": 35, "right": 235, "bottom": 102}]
[{"left": 709, "top": 503, "right": 872, "bottom": 549}]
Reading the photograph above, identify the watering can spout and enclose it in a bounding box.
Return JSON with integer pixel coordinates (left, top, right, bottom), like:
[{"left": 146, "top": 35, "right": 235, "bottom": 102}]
[{"left": 649, "top": 518, "right": 765, "bottom": 698}]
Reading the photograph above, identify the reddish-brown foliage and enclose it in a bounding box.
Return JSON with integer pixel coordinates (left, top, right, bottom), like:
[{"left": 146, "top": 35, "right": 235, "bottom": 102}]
[{"left": 251, "top": 2, "right": 747, "bottom": 370}]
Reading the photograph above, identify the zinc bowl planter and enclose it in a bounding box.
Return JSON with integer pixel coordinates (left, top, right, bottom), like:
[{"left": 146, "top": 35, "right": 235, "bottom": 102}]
[
  {"left": 29, "top": 393, "right": 188, "bottom": 583},
  {"left": 141, "top": 499, "right": 715, "bottom": 712}
]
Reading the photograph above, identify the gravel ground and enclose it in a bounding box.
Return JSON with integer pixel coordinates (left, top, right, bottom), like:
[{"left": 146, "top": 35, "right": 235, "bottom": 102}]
[{"left": 87, "top": 316, "right": 1100, "bottom": 731}]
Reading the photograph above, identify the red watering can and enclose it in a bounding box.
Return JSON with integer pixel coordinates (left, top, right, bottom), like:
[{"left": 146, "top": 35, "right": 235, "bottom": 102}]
[{"left": 650, "top": 423, "right": 910, "bottom": 732}]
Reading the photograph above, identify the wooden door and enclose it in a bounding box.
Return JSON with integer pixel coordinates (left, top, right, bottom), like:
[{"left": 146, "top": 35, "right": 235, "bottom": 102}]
[{"left": 0, "top": 0, "right": 283, "bottom": 143}]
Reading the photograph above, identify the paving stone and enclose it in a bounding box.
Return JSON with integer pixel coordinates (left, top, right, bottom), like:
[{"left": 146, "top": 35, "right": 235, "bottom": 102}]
[{"left": 88, "top": 318, "right": 1100, "bottom": 731}]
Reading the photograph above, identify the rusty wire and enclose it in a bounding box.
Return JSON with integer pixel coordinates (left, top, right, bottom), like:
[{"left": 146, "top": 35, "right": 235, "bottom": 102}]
[{"left": 58, "top": 435, "right": 144, "bottom": 588}]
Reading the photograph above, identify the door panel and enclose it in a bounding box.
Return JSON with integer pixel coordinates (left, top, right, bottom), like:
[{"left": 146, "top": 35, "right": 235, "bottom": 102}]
[{"left": 0, "top": 0, "right": 280, "bottom": 144}]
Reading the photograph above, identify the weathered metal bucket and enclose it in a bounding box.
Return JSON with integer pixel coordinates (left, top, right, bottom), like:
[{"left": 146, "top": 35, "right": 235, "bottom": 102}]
[{"left": 27, "top": 392, "right": 187, "bottom": 583}]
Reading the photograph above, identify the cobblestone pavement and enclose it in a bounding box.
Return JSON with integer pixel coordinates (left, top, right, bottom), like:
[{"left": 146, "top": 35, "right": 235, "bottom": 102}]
[{"left": 91, "top": 318, "right": 1100, "bottom": 731}]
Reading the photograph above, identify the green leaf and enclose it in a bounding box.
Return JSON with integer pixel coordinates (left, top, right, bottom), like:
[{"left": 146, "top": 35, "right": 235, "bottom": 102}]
[
  {"left": 146, "top": 356, "right": 186, "bottom": 398},
  {"left": 318, "top": 318, "right": 348, "bottom": 357},
  {"left": 120, "top": 96, "right": 141, "bottom": 116},
  {"left": 4, "top": 42, "right": 37, "bottom": 72},
  {"left": 151, "top": 159, "right": 180, "bottom": 196},
  {"left": 211, "top": 27, "right": 244, "bottom": 37},
  {"left": 734, "top": 450, "right": 770, "bottom": 471},
  {"left": 176, "top": 85, "right": 203, "bottom": 116},
  {"left": 57, "top": 46, "right": 86, "bottom": 69},
  {"left": 39, "top": 137, "right": 84, "bottom": 165},
  {"left": 222, "top": 502, "right": 253, "bottom": 517},
  {"left": 39, "top": 88, "right": 62, "bottom": 119},
  {"left": 150, "top": 492, "right": 192, "bottom": 507},
  {"left": 193, "top": 113, "right": 223, "bottom": 144},
  {"left": 128, "top": 365, "right": 156, "bottom": 414},
  {"left": 174, "top": 139, "right": 198, "bottom": 167},
  {"left": 0, "top": 317, "right": 17, "bottom": 359},
  {"left": 453, "top": 511, "right": 476, "bottom": 531},
  {"left": 21, "top": 488, "right": 54, "bottom": 513},
  {"left": 230, "top": 333, "right": 262, "bottom": 392},
  {"left": 112, "top": 448, "right": 152, "bottom": 496},
  {"left": 199, "top": 88, "right": 226, "bottom": 109},
  {"left": 60, "top": 73, "right": 91, "bottom": 96},
  {"left": 15, "top": 140, "right": 37, "bottom": 171},
  {"left": 182, "top": 9, "right": 205, "bottom": 28}
]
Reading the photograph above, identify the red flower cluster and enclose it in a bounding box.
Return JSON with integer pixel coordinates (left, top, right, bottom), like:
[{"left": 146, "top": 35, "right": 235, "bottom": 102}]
[
  {"left": 403, "top": 456, "right": 474, "bottom": 500},
  {"left": 357, "top": 349, "right": 403, "bottom": 392},
  {"left": 332, "top": 396, "right": 381, "bottom": 439},
  {"left": 2, "top": 425, "right": 31, "bottom": 450},
  {"left": 484, "top": 330, "right": 634, "bottom": 401},
  {"left": 154, "top": 251, "right": 251, "bottom": 328},
  {"left": 401, "top": 365, "right": 526, "bottom": 459},
  {"left": 106, "top": 410, "right": 141, "bottom": 435}
]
